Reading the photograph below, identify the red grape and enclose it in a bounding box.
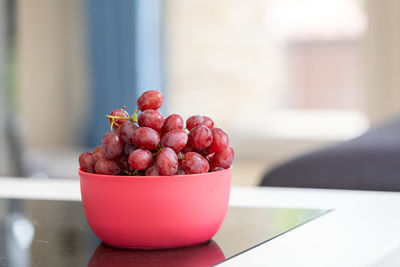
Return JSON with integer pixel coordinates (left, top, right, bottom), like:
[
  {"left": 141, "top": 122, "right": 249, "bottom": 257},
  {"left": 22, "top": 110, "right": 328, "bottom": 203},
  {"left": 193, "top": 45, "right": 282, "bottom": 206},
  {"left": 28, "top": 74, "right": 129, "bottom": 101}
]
[
  {"left": 79, "top": 152, "right": 95, "bottom": 173},
  {"left": 118, "top": 155, "right": 131, "bottom": 173},
  {"left": 188, "top": 125, "right": 213, "bottom": 149},
  {"left": 161, "top": 129, "right": 188, "bottom": 151},
  {"left": 101, "top": 132, "right": 123, "bottom": 159},
  {"left": 212, "top": 166, "right": 225, "bottom": 172},
  {"left": 181, "top": 143, "right": 195, "bottom": 153},
  {"left": 203, "top": 116, "right": 214, "bottom": 129},
  {"left": 156, "top": 147, "right": 178, "bottom": 175},
  {"left": 206, "top": 152, "right": 215, "bottom": 162},
  {"left": 128, "top": 149, "right": 153, "bottom": 170},
  {"left": 194, "top": 148, "right": 209, "bottom": 157},
  {"left": 79, "top": 88, "right": 236, "bottom": 176},
  {"left": 181, "top": 152, "right": 209, "bottom": 174},
  {"left": 123, "top": 143, "right": 136, "bottom": 156},
  {"left": 162, "top": 114, "right": 184, "bottom": 134},
  {"left": 109, "top": 108, "right": 129, "bottom": 127},
  {"left": 119, "top": 121, "right": 138, "bottom": 144},
  {"left": 211, "top": 146, "right": 234, "bottom": 169},
  {"left": 133, "top": 127, "right": 160, "bottom": 150},
  {"left": 186, "top": 115, "right": 204, "bottom": 131},
  {"left": 138, "top": 109, "right": 164, "bottom": 132},
  {"left": 208, "top": 128, "right": 229, "bottom": 154},
  {"left": 176, "top": 151, "right": 185, "bottom": 165},
  {"left": 112, "top": 126, "right": 120, "bottom": 135},
  {"left": 95, "top": 158, "right": 121, "bottom": 175},
  {"left": 137, "top": 90, "right": 164, "bottom": 111},
  {"left": 92, "top": 146, "right": 106, "bottom": 163},
  {"left": 145, "top": 164, "right": 160, "bottom": 176}
]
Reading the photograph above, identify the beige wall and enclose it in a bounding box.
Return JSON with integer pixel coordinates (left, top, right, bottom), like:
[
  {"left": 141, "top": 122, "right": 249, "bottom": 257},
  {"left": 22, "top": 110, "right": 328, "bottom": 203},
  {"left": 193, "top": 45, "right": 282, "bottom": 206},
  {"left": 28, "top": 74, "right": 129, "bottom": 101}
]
[
  {"left": 164, "top": 0, "right": 284, "bottom": 130},
  {"left": 17, "top": 0, "right": 89, "bottom": 147},
  {"left": 365, "top": 0, "right": 400, "bottom": 124},
  {"left": 0, "top": 0, "right": 11, "bottom": 175}
]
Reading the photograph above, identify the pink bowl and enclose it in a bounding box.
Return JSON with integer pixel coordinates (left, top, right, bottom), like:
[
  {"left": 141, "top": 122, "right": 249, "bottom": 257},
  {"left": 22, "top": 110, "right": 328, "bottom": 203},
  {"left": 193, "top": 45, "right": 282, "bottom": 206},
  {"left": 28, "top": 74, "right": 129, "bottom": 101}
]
[{"left": 79, "top": 168, "right": 231, "bottom": 249}]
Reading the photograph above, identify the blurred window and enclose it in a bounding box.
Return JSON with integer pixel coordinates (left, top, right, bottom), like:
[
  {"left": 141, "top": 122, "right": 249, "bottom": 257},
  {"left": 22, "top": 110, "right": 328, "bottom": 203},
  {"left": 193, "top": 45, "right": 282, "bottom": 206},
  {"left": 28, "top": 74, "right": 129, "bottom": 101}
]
[{"left": 164, "top": 0, "right": 368, "bottom": 142}]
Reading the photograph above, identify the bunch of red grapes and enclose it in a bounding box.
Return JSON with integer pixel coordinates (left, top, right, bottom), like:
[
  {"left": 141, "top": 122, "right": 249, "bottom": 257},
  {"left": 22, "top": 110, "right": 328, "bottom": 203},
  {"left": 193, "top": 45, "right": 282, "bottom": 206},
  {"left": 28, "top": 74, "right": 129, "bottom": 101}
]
[{"left": 79, "top": 90, "right": 234, "bottom": 176}]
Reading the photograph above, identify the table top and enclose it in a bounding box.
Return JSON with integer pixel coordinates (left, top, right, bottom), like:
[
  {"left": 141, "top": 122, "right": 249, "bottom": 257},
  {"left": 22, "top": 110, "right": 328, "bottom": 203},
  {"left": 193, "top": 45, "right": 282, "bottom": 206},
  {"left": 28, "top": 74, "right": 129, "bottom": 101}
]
[
  {"left": 1, "top": 177, "right": 400, "bottom": 267},
  {"left": 0, "top": 198, "right": 326, "bottom": 266}
]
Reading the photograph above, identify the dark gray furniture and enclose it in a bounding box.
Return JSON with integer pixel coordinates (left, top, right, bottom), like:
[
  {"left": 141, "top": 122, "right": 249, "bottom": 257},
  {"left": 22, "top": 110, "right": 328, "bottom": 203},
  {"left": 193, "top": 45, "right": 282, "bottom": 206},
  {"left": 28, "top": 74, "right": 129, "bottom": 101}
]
[{"left": 260, "top": 117, "right": 400, "bottom": 191}]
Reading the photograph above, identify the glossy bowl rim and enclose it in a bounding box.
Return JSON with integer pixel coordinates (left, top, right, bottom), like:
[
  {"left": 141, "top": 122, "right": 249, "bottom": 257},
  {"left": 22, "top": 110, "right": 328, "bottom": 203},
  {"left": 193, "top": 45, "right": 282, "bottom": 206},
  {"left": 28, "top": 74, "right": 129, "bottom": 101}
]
[{"left": 79, "top": 166, "right": 232, "bottom": 182}]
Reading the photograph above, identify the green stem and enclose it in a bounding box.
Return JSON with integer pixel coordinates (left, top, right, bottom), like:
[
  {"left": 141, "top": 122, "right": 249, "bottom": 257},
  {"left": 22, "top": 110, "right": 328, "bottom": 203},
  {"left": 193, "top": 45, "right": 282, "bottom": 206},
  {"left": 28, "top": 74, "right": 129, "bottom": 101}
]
[
  {"left": 106, "top": 115, "right": 131, "bottom": 120},
  {"left": 106, "top": 106, "right": 138, "bottom": 128},
  {"left": 106, "top": 108, "right": 138, "bottom": 124},
  {"left": 130, "top": 109, "right": 139, "bottom": 123},
  {"left": 110, "top": 119, "right": 115, "bottom": 132},
  {"left": 152, "top": 144, "right": 163, "bottom": 156}
]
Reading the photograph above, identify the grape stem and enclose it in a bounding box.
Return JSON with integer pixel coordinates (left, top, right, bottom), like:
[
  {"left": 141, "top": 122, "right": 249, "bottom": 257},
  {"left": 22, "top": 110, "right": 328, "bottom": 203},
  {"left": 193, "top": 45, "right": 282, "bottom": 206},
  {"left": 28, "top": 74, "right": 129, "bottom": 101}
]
[
  {"left": 130, "top": 109, "right": 139, "bottom": 121},
  {"left": 152, "top": 146, "right": 162, "bottom": 157},
  {"left": 106, "top": 108, "right": 139, "bottom": 123},
  {"left": 124, "top": 170, "right": 139, "bottom": 176},
  {"left": 106, "top": 115, "right": 132, "bottom": 121}
]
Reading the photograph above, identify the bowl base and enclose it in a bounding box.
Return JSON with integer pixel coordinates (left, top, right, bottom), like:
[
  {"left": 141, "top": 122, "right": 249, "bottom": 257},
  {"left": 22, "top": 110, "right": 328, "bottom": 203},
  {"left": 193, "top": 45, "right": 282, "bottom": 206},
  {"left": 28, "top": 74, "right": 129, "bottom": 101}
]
[
  {"left": 101, "top": 239, "right": 211, "bottom": 250},
  {"left": 101, "top": 239, "right": 212, "bottom": 250}
]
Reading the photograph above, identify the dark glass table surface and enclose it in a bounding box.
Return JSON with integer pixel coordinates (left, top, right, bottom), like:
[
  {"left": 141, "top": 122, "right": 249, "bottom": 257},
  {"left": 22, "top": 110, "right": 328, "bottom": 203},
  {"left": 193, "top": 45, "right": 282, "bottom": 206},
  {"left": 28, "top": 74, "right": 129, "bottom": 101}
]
[{"left": 0, "top": 198, "right": 328, "bottom": 267}]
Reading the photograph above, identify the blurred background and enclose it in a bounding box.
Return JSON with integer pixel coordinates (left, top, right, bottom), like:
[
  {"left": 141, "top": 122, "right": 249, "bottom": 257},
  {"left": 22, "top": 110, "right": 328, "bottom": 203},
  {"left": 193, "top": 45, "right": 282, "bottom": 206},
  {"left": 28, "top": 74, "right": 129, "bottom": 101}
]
[{"left": 0, "top": 0, "right": 399, "bottom": 185}]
